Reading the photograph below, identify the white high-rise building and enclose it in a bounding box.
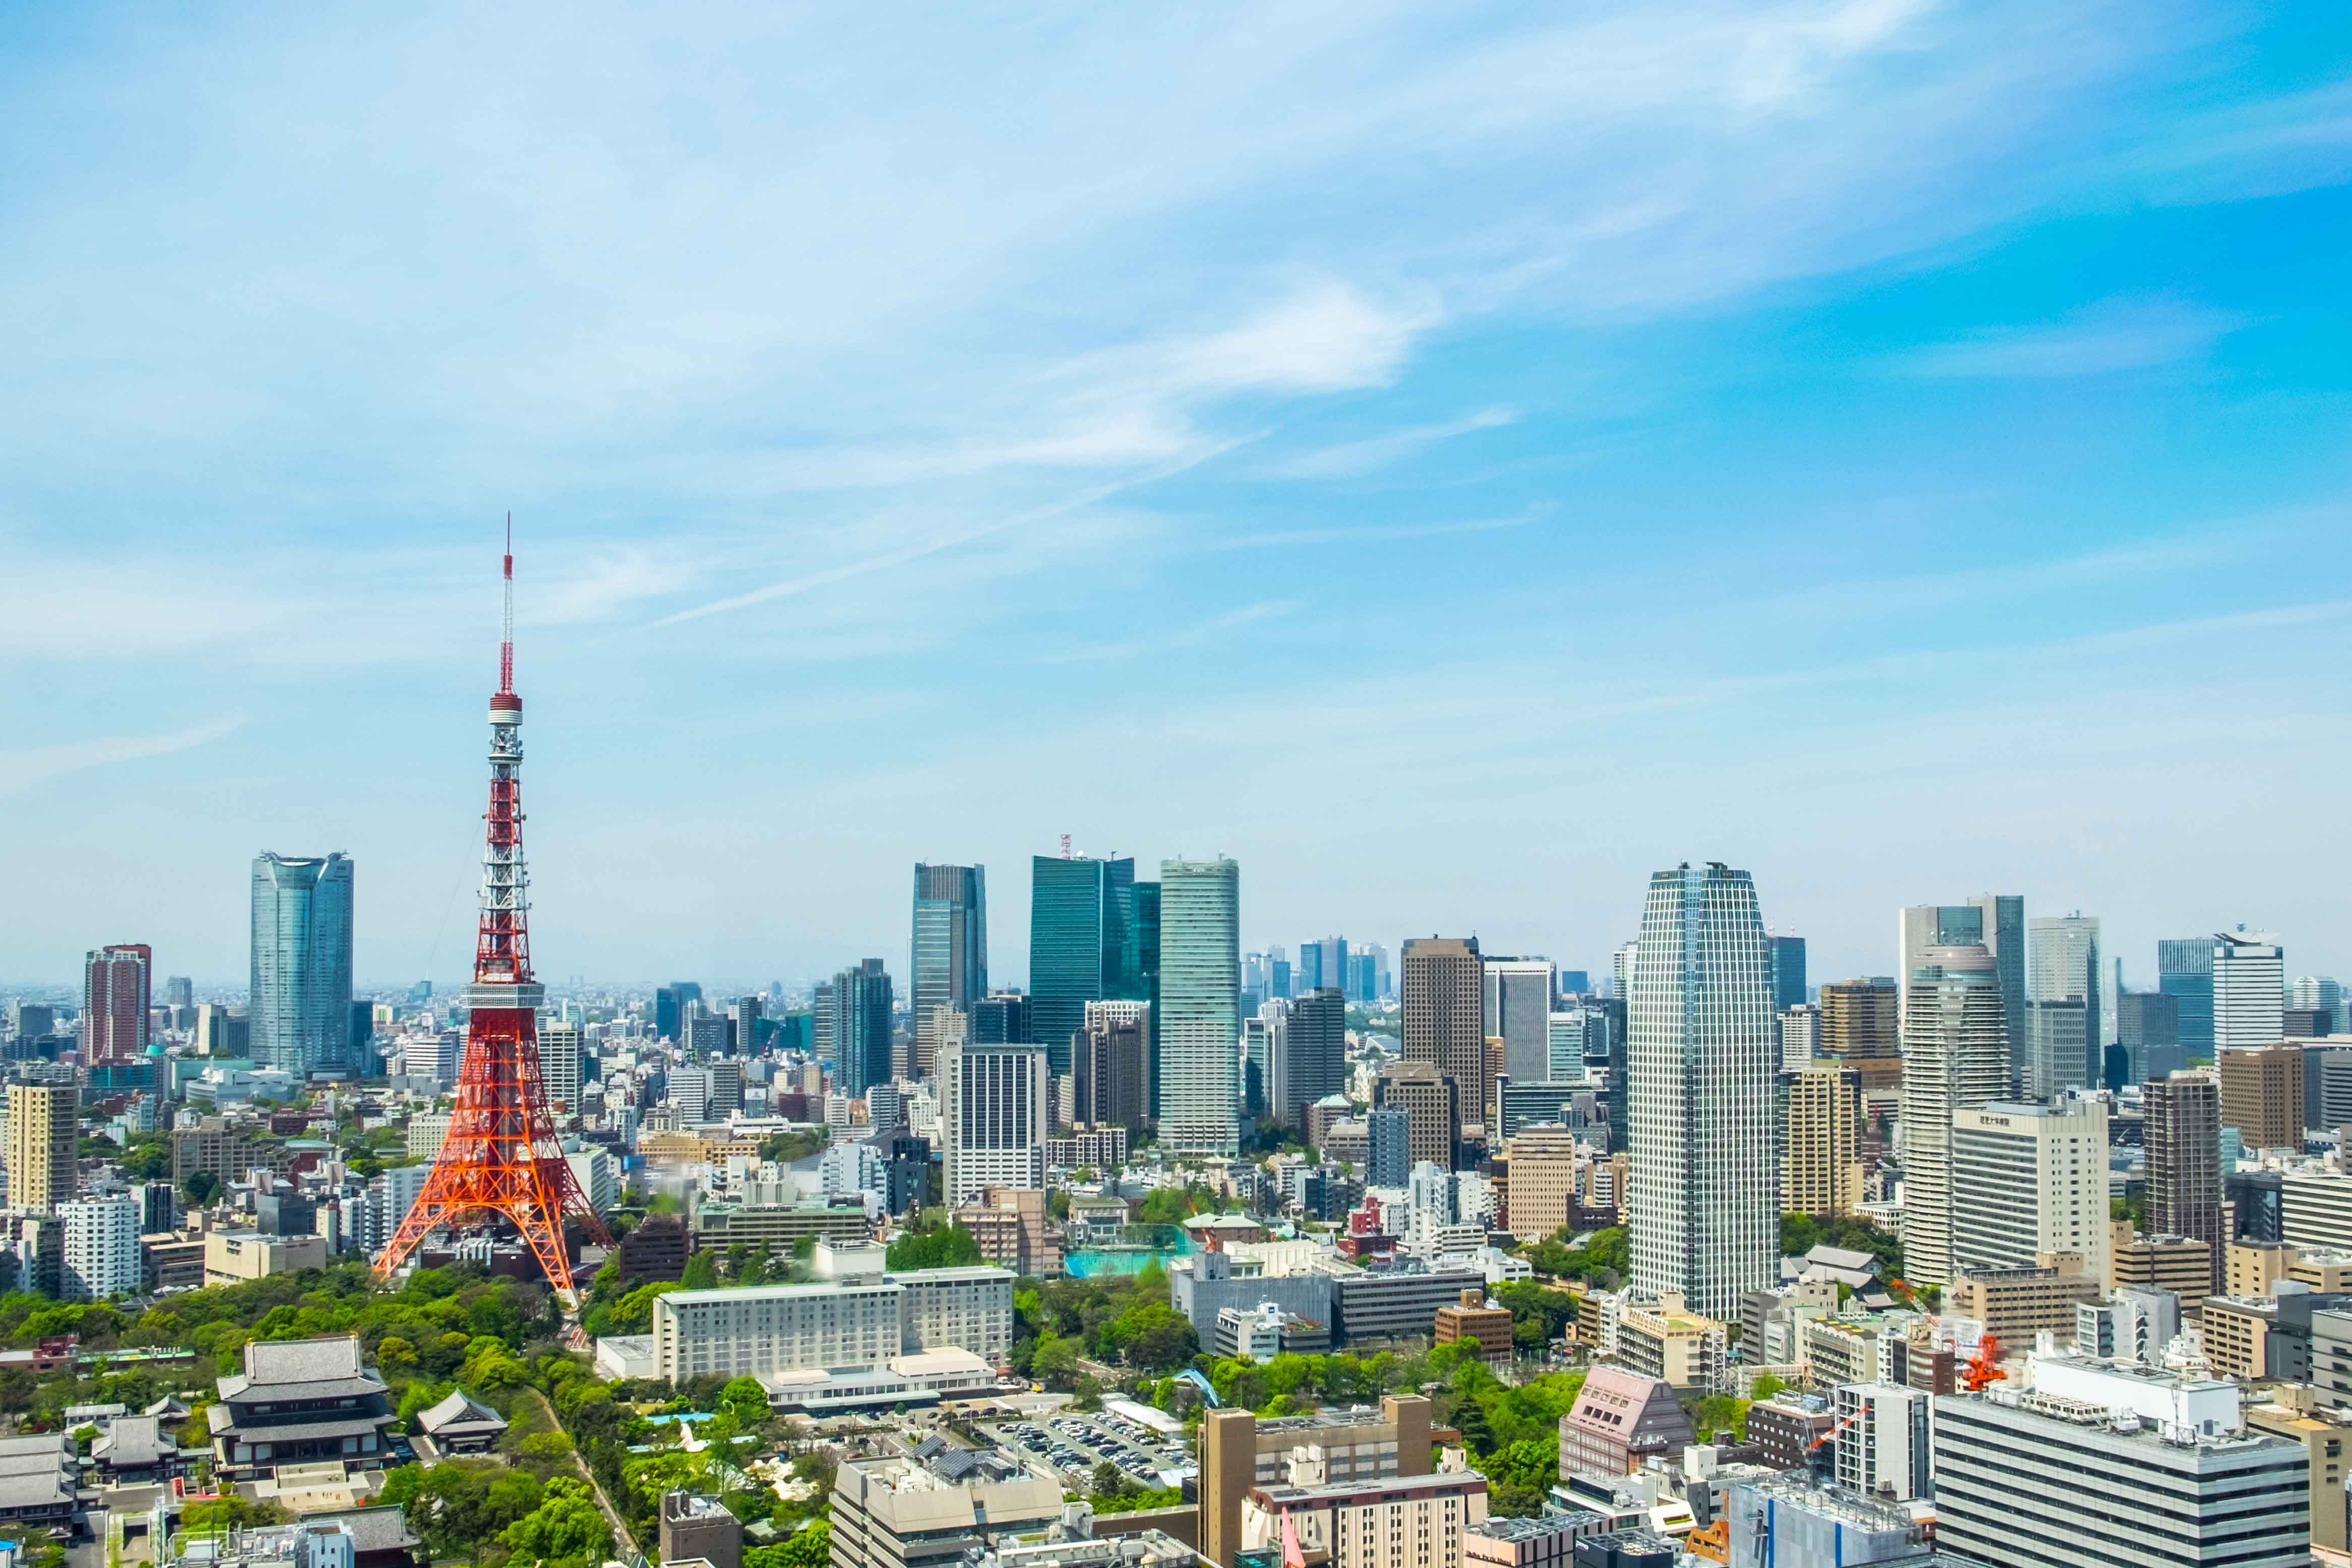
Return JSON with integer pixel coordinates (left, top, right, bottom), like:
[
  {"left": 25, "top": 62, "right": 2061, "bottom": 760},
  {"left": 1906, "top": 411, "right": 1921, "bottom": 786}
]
[
  {"left": 59, "top": 1195, "right": 142, "bottom": 1301},
  {"left": 2028, "top": 913, "right": 2103, "bottom": 1075},
  {"left": 1627, "top": 861, "right": 1776, "bottom": 1320},
  {"left": 1777, "top": 1003, "right": 1821, "bottom": 1072},
  {"left": 1949, "top": 1099, "right": 2112, "bottom": 1282},
  {"left": 2213, "top": 928, "right": 2285, "bottom": 1051},
  {"left": 1898, "top": 944, "right": 2013, "bottom": 1287},
  {"left": 1160, "top": 857, "right": 1241, "bottom": 1155},
  {"left": 939, "top": 1033, "right": 1045, "bottom": 1206},
  {"left": 669, "top": 1066, "right": 712, "bottom": 1123},
  {"left": 539, "top": 1022, "right": 582, "bottom": 1112}
]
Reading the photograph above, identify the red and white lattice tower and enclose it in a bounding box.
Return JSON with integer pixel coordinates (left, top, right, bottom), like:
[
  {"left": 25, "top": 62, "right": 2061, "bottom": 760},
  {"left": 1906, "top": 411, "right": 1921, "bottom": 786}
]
[{"left": 375, "top": 521, "right": 611, "bottom": 1298}]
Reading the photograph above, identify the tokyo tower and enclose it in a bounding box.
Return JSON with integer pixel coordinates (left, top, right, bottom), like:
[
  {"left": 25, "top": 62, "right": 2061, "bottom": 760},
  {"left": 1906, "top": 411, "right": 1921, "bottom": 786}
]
[{"left": 376, "top": 522, "right": 612, "bottom": 1298}]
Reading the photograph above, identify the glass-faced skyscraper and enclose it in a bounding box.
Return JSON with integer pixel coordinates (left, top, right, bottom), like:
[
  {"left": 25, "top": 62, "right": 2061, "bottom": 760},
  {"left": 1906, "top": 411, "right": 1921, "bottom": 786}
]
[
  {"left": 1135, "top": 880, "right": 1161, "bottom": 1119},
  {"left": 1627, "top": 861, "right": 1776, "bottom": 1319},
  {"left": 1028, "top": 852, "right": 1136, "bottom": 1077},
  {"left": 1766, "top": 935, "right": 1808, "bottom": 1012},
  {"left": 1158, "top": 857, "right": 1239, "bottom": 1155},
  {"left": 1898, "top": 943, "right": 2012, "bottom": 1286},
  {"left": 910, "top": 863, "right": 987, "bottom": 1080},
  {"left": 251, "top": 852, "right": 355, "bottom": 1077},
  {"left": 2028, "top": 913, "right": 2103, "bottom": 1086},
  {"left": 829, "top": 958, "right": 894, "bottom": 1100},
  {"left": 2157, "top": 939, "right": 2216, "bottom": 1057}
]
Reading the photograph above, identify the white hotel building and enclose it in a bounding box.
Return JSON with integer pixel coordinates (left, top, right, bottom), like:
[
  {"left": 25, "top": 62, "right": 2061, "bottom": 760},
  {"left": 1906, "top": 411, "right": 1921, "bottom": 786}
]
[{"left": 640, "top": 1240, "right": 1014, "bottom": 1404}]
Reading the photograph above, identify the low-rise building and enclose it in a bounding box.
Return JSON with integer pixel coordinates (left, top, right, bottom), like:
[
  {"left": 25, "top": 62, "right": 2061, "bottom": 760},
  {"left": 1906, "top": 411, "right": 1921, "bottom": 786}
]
[
  {"left": 1462, "top": 1511, "right": 1612, "bottom": 1568},
  {"left": 658, "top": 1490, "right": 741, "bottom": 1568},
  {"left": 412, "top": 1389, "right": 507, "bottom": 1460},
  {"left": 2248, "top": 1387, "right": 2352, "bottom": 1562},
  {"left": 954, "top": 1187, "right": 1063, "bottom": 1277},
  {"left": 1746, "top": 1396, "right": 1835, "bottom": 1471},
  {"left": 831, "top": 1447, "right": 1063, "bottom": 1568},
  {"left": 1945, "top": 1257, "right": 2102, "bottom": 1347},
  {"left": 1931, "top": 1355, "right": 2308, "bottom": 1568},
  {"left": 2109, "top": 1223, "right": 2218, "bottom": 1309},
  {"left": 1558, "top": 1369, "right": 1693, "bottom": 1480},
  {"left": 1612, "top": 1293, "right": 1725, "bottom": 1391},
  {"left": 0, "top": 1433, "right": 78, "bottom": 1534},
  {"left": 204, "top": 1231, "right": 329, "bottom": 1285},
  {"left": 209, "top": 1337, "right": 397, "bottom": 1482},
  {"left": 1435, "top": 1289, "right": 1516, "bottom": 1364},
  {"left": 1240, "top": 1469, "right": 1488, "bottom": 1568},
  {"left": 1722, "top": 1474, "right": 1932, "bottom": 1568}
]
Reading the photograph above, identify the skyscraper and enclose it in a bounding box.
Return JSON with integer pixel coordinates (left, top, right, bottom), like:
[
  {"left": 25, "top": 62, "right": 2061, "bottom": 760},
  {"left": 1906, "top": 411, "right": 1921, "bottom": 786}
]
[
  {"left": 1029, "top": 852, "right": 1136, "bottom": 1078},
  {"left": 1374, "top": 1061, "right": 1460, "bottom": 1175},
  {"left": 828, "top": 959, "right": 894, "bottom": 1100},
  {"left": 2028, "top": 913, "right": 2102, "bottom": 1087},
  {"left": 8, "top": 1081, "right": 78, "bottom": 1211},
  {"left": 250, "top": 852, "right": 355, "bottom": 1078},
  {"left": 1782, "top": 1064, "right": 1863, "bottom": 1219},
  {"left": 1074, "top": 1000, "right": 1148, "bottom": 1132},
  {"left": 1897, "top": 943, "right": 2012, "bottom": 1286},
  {"left": 2021, "top": 999, "right": 2089, "bottom": 1101},
  {"left": 969, "top": 992, "right": 1031, "bottom": 1044},
  {"left": 1481, "top": 956, "right": 1554, "bottom": 1086},
  {"left": 1897, "top": 896, "right": 2023, "bottom": 1069},
  {"left": 910, "top": 863, "right": 987, "bottom": 1081},
  {"left": 1366, "top": 1105, "right": 1411, "bottom": 1188},
  {"left": 1301, "top": 937, "right": 1348, "bottom": 995},
  {"left": 2218, "top": 1044, "right": 2304, "bottom": 1152},
  {"left": 82, "top": 944, "right": 152, "bottom": 1064},
  {"left": 2145, "top": 1073, "right": 2223, "bottom": 1293},
  {"left": 2117, "top": 991, "right": 2183, "bottom": 1084},
  {"left": 1276, "top": 987, "right": 1347, "bottom": 1131},
  {"left": 728, "top": 995, "right": 762, "bottom": 1056},
  {"left": 654, "top": 982, "right": 702, "bottom": 1043},
  {"left": 1135, "top": 879, "right": 1161, "bottom": 1120},
  {"left": 2212, "top": 928, "right": 2285, "bottom": 1052},
  {"left": 2157, "top": 939, "right": 2216, "bottom": 1058},
  {"left": 1403, "top": 937, "right": 1486, "bottom": 1136},
  {"left": 1627, "top": 861, "right": 1776, "bottom": 1320},
  {"left": 1159, "top": 857, "right": 1239, "bottom": 1155},
  {"left": 539, "top": 1023, "right": 582, "bottom": 1113},
  {"left": 939, "top": 1031, "right": 1046, "bottom": 1206},
  {"left": 1948, "top": 1100, "right": 2111, "bottom": 1281},
  {"left": 1817, "top": 977, "right": 1901, "bottom": 1093},
  {"left": 1766, "top": 935, "right": 1808, "bottom": 1012}
]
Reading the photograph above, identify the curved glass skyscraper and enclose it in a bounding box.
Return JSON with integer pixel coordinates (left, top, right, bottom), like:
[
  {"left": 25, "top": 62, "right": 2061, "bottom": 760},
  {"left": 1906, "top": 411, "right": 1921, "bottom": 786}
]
[{"left": 250, "top": 851, "right": 355, "bottom": 1077}]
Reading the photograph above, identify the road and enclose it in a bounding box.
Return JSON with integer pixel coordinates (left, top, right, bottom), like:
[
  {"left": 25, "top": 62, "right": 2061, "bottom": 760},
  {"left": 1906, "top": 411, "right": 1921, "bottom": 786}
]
[{"left": 519, "top": 1384, "right": 640, "bottom": 1557}]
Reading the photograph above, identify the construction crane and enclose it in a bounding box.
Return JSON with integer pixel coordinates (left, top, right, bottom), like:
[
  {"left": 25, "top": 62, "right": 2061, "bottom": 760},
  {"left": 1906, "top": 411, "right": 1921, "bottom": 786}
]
[{"left": 1961, "top": 1332, "right": 2007, "bottom": 1392}]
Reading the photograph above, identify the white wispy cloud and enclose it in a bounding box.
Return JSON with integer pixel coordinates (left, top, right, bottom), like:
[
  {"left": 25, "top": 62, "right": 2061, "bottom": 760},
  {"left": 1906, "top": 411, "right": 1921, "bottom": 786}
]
[
  {"left": 1212, "top": 504, "right": 1552, "bottom": 550},
  {"left": 1897, "top": 294, "right": 2248, "bottom": 378},
  {"left": 1258, "top": 408, "right": 1519, "bottom": 480},
  {"left": 1025, "top": 599, "right": 1302, "bottom": 665},
  {"left": 0, "top": 721, "right": 240, "bottom": 797}
]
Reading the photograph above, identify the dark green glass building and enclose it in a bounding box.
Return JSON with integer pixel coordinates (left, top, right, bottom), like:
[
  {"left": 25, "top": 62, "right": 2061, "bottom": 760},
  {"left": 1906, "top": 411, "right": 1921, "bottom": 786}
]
[{"left": 1028, "top": 853, "right": 1137, "bottom": 1077}]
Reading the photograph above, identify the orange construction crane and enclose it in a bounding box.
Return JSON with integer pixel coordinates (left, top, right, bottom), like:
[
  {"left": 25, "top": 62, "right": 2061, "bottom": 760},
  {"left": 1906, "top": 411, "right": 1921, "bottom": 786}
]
[{"left": 1961, "top": 1332, "right": 2006, "bottom": 1392}]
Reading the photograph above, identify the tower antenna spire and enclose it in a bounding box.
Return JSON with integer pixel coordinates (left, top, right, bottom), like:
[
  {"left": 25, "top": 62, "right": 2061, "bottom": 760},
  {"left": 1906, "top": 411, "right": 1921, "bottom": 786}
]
[
  {"left": 500, "top": 512, "right": 514, "bottom": 694},
  {"left": 375, "top": 512, "right": 610, "bottom": 1302}
]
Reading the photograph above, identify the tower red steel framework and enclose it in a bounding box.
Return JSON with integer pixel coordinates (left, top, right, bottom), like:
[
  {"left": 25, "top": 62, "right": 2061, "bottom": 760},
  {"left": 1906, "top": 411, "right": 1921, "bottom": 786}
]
[{"left": 376, "top": 522, "right": 611, "bottom": 1297}]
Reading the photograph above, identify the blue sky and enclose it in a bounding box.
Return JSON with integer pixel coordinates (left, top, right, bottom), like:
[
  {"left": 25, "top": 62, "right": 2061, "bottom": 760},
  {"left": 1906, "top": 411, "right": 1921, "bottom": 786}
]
[{"left": 5, "top": 3, "right": 2351, "bottom": 992}]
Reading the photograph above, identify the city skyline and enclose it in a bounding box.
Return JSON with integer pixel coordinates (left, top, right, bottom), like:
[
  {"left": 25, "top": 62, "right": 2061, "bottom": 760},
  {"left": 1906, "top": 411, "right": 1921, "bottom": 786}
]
[{"left": 6, "top": 8, "right": 2352, "bottom": 985}]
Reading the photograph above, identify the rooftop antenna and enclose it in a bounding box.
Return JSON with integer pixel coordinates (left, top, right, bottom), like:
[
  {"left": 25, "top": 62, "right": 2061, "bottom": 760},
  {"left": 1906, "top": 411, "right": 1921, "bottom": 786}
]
[
  {"left": 1060, "top": 833, "right": 1073, "bottom": 859},
  {"left": 499, "top": 511, "right": 515, "bottom": 695}
]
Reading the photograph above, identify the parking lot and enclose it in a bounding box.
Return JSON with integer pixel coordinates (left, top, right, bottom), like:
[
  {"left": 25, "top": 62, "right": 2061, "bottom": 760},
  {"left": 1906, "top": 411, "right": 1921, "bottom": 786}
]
[{"left": 982, "top": 1410, "right": 1193, "bottom": 1490}]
